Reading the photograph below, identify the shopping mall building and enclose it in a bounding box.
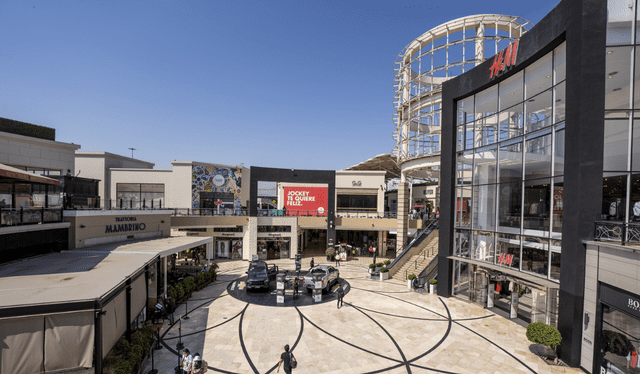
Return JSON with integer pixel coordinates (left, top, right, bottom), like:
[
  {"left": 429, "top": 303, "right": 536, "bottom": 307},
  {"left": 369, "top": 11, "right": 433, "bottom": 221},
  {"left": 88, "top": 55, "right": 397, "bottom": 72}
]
[{"left": 433, "top": 0, "right": 640, "bottom": 372}]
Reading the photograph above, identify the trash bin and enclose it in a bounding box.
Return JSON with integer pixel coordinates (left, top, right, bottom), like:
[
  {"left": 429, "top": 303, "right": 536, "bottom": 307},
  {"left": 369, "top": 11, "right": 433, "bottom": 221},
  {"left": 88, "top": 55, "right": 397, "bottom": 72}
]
[{"left": 276, "top": 273, "right": 286, "bottom": 304}]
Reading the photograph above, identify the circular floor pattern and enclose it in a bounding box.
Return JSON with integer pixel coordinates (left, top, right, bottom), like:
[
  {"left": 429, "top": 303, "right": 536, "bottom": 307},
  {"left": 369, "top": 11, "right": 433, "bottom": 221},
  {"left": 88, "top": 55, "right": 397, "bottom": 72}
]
[{"left": 226, "top": 276, "right": 351, "bottom": 307}]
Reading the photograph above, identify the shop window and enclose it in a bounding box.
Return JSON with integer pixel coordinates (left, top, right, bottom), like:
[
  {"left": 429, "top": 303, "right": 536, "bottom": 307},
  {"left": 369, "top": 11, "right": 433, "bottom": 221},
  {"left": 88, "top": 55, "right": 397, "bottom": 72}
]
[
  {"left": 525, "top": 131, "right": 552, "bottom": 180},
  {"left": 630, "top": 173, "right": 640, "bottom": 222},
  {"left": 550, "top": 246, "right": 561, "bottom": 281},
  {"left": 464, "top": 122, "right": 475, "bottom": 150},
  {"left": 607, "top": 0, "right": 635, "bottom": 45},
  {"left": 472, "top": 184, "right": 496, "bottom": 232},
  {"left": 522, "top": 237, "right": 549, "bottom": 277},
  {"left": 257, "top": 226, "right": 291, "bottom": 233},
  {"left": 603, "top": 173, "right": 628, "bottom": 221},
  {"left": 496, "top": 233, "right": 520, "bottom": 270},
  {"left": 554, "top": 128, "right": 565, "bottom": 176},
  {"left": 116, "top": 183, "right": 164, "bottom": 208},
  {"left": 499, "top": 141, "right": 523, "bottom": 183},
  {"left": 472, "top": 231, "right": 495, "bottom": 262},
  {"left": 553, "top": 82, "right": 566, "bottom": 124},
  {"left": 525, "top": 52, "right": 552, "bottom": 100},
  {"left": 601, "top": 305, "right": 640, "bottom": 374},
  {"left": 456, "top": 187, "right": 471, "bottom": 228},
  {"left": 553, "top": 42, "right": 566, "bottom": 84},
  {"left": 452, "top": 260, "right": 471, "bottom": 299},
  {"left": 499, "top": 71, "right": 523, "bottom": 111},
  {"left": 337, "top": 195, "right": 377, "bottom": 210},
  {"left": 497, "top": 181, "right": 522, "bottom": 233},
  {"left": 475, "top": 85, "right": 498, "bottom": 119},
  {"left": 606, "top": 46, "right": 633, "bottom": 110},
  {"left": 525, "top": 89, "right": 553, "bottom": 133},
  {"left": 552, "top": 178, "right": 564, "bottom": 235},
  {"left": 14, "top": 184, "right": 31, "bottom": 208},
  {"left": 605, "top": 119, "right": 631, "bottom": 171},
  {"left": 0, "top": 183, "right": 12, "bottom": 209},
  {"left": 213, "top": 227, "right": 243, "bottom": 232},
  {"left": 523, "top": 178, "right": 551, "bottom": 235},
  {"left": 633, "top": 120, "right": 640, "bottom": 171},
  {"left": 473, "top": 146, "right": 497, "bottom": 185},
  {"left": 498, "top": 104, "right": 524, "bottom": 141},
  {"left": 454, "top": 230, "right": 470, "bottom": 257}
]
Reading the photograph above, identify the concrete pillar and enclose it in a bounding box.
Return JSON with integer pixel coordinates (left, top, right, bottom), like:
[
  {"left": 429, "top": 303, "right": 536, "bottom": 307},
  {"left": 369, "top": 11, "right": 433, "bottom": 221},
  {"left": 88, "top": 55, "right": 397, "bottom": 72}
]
[
  {"left": 378, "top": 231, "right": 385, "bottom": 257},
  {"left": 396, "top": 182, "right": 410, "bottom": 252},
  {"left": 163, "top": 256, "right": 167, "bottom": 298}
]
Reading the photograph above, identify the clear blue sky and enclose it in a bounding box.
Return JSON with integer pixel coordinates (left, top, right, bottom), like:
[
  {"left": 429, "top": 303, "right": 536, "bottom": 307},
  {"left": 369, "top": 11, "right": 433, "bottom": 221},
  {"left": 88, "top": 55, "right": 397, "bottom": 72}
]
[{"left": 0, "top": 0, "right": 560, "bottom": 171}]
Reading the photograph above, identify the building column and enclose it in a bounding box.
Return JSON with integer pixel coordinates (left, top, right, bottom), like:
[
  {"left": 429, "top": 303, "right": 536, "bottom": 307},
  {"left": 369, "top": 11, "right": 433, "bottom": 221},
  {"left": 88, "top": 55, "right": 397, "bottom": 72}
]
[
  {"left": 378, "top": 231, "right": 385, "bottom": 257},
  {"left": 163, "top": 256, "right": 168, "bottom": 298},
  {"left": 396, "top": 182, "right": 410, "bottom": 252}
]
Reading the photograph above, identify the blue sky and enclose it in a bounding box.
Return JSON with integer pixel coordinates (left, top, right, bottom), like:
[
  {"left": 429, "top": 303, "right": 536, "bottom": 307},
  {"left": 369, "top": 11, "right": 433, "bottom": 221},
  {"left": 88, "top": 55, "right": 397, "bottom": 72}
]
[{"left": 0, "top": 0, "right": 560, "bottom": 171}]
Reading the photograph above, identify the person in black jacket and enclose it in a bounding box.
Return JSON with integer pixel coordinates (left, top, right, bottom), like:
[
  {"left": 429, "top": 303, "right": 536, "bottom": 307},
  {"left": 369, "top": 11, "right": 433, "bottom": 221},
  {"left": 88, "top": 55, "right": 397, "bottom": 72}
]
[{"left": 277, "top": 344, "right": 296, "bottom": 374}]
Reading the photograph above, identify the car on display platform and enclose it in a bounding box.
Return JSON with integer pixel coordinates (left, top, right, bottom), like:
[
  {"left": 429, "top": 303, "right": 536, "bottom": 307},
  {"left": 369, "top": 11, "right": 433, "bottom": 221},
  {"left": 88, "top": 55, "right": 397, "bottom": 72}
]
[
  {"left": 302, "top": 265, "right": 339, "bottom": 293},
  {"left": 245, "top": 261, "right": 278, "bottom": 291}
]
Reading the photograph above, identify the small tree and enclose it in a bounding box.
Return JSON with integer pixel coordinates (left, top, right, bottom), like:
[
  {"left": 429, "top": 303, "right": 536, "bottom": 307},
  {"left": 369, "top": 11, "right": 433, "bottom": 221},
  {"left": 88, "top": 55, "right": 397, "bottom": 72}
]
[
  {"left": 407, "top": 274, "right": 417, "bottom": 280},
  {"left": 526, "top": 322, "right": 562, "bottom": 361}
]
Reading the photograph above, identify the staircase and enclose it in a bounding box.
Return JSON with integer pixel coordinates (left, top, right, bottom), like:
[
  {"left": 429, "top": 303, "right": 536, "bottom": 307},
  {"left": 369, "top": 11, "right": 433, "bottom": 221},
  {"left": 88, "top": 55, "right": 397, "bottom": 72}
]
[{"left": 390, "top": 230, "right": 438, "bottom": 280}]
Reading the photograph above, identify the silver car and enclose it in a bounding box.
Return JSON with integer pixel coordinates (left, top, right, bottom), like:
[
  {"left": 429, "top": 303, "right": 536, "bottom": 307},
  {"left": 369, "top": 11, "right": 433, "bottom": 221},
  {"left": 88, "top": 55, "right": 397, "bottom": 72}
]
[{"left": 302, "top": 265, "right": 339, "bottom": 292}]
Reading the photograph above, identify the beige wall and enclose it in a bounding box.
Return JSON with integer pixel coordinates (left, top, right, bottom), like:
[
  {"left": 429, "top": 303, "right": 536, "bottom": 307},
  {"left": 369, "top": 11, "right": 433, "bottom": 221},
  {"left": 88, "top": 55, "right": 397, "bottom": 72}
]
[
  {"left": 75, "top": 152, "right": 154, "bottom": 207},
  {"left": 65, "top": 210, "right": 171, "bottom": 249},
  {"left": 171, "top": 215, "right": 249, "bottom": 228},
  {"left": 336, "top": 170, "right": 385, "bottom": 213},
  {"left": 581, "top": 242, "right": 640, "bottom": 372},
  {"left": 0, "top": 131, "right": 79, "bottom": 173}
]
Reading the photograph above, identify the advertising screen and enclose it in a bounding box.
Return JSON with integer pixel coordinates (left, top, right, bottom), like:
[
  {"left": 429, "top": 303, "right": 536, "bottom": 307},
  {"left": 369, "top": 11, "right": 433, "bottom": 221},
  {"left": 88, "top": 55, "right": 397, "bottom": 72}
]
[{"left": 284, "top": 187, "right": 328, "bottom": 216}]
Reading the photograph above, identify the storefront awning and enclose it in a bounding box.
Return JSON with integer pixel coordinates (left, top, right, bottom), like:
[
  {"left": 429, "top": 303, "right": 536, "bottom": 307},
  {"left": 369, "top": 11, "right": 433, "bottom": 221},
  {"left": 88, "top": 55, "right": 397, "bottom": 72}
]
[
  {"left": 447, "top": 256, "right": 560, "bottom": 290},
  {"left": 0, "top": 162, "right": 61, "bottom": 186}
]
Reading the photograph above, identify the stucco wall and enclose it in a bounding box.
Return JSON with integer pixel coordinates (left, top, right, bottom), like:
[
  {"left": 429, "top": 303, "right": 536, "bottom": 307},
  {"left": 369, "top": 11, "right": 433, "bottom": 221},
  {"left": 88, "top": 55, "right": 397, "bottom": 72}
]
[{"left": 0, "top": 131, "right": 79, "bottom": 173}]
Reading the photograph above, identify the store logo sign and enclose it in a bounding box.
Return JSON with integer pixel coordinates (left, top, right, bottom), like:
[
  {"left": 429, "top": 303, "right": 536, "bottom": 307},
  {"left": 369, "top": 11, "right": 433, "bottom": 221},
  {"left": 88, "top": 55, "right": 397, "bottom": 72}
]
[
  {"left": 628, "top": 298, "right": 640, "bottom": 311},
  {"left": 489, "top": 39, "right": 519, "bottom": 79},
  {"left": 106, "top": 222, "right": 146, "bottom": 234},
  {"left": 497, "top": 253, "right": 514, "bottom": 266}
]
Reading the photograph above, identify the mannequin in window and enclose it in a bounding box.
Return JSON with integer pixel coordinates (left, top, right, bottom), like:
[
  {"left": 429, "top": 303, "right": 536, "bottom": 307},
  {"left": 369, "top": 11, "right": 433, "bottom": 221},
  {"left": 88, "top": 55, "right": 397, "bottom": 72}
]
[{"left": 633, "top": 201, "right": 640, "bottom": 221}]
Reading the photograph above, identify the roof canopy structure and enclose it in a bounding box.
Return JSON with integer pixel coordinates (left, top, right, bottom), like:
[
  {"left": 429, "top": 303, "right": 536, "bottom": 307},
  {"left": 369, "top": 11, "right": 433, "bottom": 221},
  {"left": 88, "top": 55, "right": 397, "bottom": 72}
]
[
  {"left": 343, "top": 153, "right": 401, "bottom": 181},
  {"left": 0, "top": 162, "right": 61, "bottom": 185}
]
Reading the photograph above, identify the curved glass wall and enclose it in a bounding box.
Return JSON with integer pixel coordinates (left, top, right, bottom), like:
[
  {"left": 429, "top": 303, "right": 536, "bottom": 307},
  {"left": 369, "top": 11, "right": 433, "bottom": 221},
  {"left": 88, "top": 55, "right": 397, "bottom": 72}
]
[{"left": 453, "top": 42, "right": 566, "bottom": 282}]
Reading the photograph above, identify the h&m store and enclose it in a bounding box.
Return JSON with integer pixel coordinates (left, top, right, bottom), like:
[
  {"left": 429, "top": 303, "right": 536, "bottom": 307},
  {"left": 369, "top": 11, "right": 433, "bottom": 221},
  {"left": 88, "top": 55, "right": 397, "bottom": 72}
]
[{"left": 438, "top": 0, "right": 640, "bottom": 372}]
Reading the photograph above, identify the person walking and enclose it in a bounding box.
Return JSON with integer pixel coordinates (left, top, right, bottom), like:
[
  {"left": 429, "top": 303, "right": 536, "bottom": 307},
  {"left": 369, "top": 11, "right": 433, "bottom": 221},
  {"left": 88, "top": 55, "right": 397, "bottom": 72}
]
[
  {"left": 335, "top": 284, "right": 344, "bottom": 309},
  {"left": 309, "top": 257, "right": 314, "bottom": 270},
  {"left": 292, "top": 277, "right": 300, "bottom": 299},
  {"left": 372, "top": 248, "right": 377, "bottom": 265},
  {"left": 181, "top": 349, "right": 193, "bottom": 374},
  {"left": 335, "top": 252, "right": 340, "bottom": 267},
  {"left": 190, "top": 353, "right": 208, "bottom": 374},
  {"left": 277, "top": 344, "right": 296, "bottom": 374}
]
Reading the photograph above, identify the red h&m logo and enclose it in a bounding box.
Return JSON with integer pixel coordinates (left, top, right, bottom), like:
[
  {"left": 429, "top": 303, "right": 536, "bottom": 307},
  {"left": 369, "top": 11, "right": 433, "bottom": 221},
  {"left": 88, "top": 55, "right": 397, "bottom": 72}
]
[
  {"left": 489, "top": 39, "right": 519, "bottom": 79},
  {"left": 497, "top": 253, "right": 514, "bottom": 266}
]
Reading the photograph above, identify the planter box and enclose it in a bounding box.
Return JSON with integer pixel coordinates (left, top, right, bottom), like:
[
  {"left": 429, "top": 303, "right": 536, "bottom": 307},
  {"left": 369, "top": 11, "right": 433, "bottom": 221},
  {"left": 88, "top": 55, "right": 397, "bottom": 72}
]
[
  {"left": 408, "top": 280, "right": 413, "bottom": 290},
  {"left": 429, "top": 284, "right": 436, "bottom": 294},
  {"left": 380, "top": 272, "right": 389, "bottom": 281}
]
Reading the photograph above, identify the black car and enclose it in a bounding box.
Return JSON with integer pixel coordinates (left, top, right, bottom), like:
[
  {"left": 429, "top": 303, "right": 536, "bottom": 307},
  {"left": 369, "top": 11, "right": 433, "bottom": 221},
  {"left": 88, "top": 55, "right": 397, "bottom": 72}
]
[{"left": 245, "top": 261, "right": 278, "bottom": 291}]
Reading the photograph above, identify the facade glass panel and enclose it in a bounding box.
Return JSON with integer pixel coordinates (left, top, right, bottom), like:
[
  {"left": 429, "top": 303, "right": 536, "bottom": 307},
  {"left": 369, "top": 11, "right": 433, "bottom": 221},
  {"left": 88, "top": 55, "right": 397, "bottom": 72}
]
[
  {"left": 525, "top": 89, "right": 553, "bottom": 133},
  {"left": 554, "top": 82, "right": 566, "bottom": 124},
  {"left": 525, "top": 52, "right": 553, "bottom": 99},
  {"left": 458, "top": 96, "right": 474, "bottom": 126},
  {"left": 472, "top": 184, "right": 496, "bottom": 231},
  {"left": 633, "top": 120, "right": 640, "bottom": 170},
  {"left": 601, "top": 305, "right": 640, "bottom": 374},
  {"left": 522, "top": 236, "right": 549, "bottom": 277},
  {"left": 604, "top": 119, "right": 631, "bottom": 171},
  {"left": 550, "top": 244, "right": 561, "bottom": 281},
  {"left": 473, "top": 146, "right": 497, "bottom": 185},
  {"left": 607, "top": 0, "right": 635, "bottom": 45},
  {"left": 455, "top": 230, "right": 470, "bottom": 257},
  {"left": 475, "top": 85, "right": 498, "bottom": 119},
  {"left": 499, "top": 141, "right": 523, "bottom": 183},
  {"left": 554, "top": 128, "right": 565, "bottom": 176},
  {"left": 498, "top": 104, "right": 524, "bottom": 141},
  {"left": 605, "top": 46, "right": 633, "bottom": 110},
  {"left": 499, "top": 71, "right": 524, "bottom": 111},
  {"left": 603, "top": 173, "right": 627, "bottom": 221},
  {"left": 472, "top": 231, "right": 495, "bottom": 262},
  {"left": 523, "top": 178, "right": 551, "bottom": 235},
  {"left": 552, "top": 177, "right": 564, "bottom": 235},
  {"left": 498, "top": 181, "right": 522, "bottom": 233},
  {"left": 496, "top": 233, "right": 520, "bottom": 270},
  {"left": 525, "top": 131, "right": 553, "bottom": 180},
  {"left": 553, "top": 42, "right": 566, "bottom": 84}
]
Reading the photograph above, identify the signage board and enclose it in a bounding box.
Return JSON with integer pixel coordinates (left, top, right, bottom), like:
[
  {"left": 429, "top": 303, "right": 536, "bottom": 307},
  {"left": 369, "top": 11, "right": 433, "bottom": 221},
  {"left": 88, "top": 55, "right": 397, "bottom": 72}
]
[
  {"left": 489, "top": 39, "right": 519, "bottom": 79},
  {"left": 283, "top": 186, "right": 328, "bottom": 216},
  {"left": 600, "top": 283, "right": 640, "bottom": 320}
]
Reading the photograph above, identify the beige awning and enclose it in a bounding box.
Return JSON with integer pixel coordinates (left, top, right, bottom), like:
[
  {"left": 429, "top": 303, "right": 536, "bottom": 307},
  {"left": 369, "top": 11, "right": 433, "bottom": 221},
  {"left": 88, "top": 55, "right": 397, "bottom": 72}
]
[{"left": 0, "top": 162, "right": 61, "bottom": 186}]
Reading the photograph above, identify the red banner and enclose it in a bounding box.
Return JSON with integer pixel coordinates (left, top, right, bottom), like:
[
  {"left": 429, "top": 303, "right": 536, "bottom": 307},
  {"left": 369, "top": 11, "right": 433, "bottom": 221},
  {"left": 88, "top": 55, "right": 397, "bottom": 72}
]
[{"left": 284, "top": 187, "right": 328, "bottom": 216}]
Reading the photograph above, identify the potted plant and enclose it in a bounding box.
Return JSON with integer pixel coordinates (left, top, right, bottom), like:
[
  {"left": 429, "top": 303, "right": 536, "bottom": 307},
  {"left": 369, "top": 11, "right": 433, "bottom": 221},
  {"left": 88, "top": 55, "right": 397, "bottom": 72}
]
[
  {"left": 326, "top": 248, "right": 335, "bottom": 261},
  {"left": 428, "top": 279, "right": 437, "bottom": 294},
  {"left": 379, "top": 267, "right": 389, "bottom": 281},
  {"left": 375, "top": 262, "right": 384, "bottom": 272},
  {"left": 407, "top": 274, "right": 417, "bottom": 290},
  {"left": 369, "top": 263, "right": 377, "bottom": 274},
  {"left": 526, "top": 322, "right": 562, "bottom": 364},
  {"left": 383, "top": 260, "right": 391, "bottom": 267}
]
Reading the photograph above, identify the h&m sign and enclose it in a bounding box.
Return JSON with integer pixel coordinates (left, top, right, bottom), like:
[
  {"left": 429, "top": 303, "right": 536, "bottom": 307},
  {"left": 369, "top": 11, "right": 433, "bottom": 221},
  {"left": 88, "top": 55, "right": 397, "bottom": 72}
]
[
  {"left": 489, "top": 39, "right": 520, "bottom": 79},
  {"left": 497, "top": 253, "right": 514, "bottom": 266}
]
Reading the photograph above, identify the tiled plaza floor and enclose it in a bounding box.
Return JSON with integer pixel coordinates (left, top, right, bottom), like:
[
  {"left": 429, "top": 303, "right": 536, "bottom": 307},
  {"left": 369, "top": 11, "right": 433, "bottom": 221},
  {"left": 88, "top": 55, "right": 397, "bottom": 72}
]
[{"left": 140, "top": 259, "right": 583, "bottom": 374}]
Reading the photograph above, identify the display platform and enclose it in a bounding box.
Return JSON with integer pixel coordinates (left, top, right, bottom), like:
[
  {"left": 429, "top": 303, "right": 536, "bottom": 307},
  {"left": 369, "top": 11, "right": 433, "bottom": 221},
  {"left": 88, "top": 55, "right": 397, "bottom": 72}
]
[{"left": 227, "top": 276, "right": 350, "bottom": 307}]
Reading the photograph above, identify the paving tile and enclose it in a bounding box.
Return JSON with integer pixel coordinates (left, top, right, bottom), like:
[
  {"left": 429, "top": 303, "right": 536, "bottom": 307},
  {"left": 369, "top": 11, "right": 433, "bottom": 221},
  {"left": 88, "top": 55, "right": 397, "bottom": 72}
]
[{"left": 139, "top": 259, "right": 585, "bottom": 374}]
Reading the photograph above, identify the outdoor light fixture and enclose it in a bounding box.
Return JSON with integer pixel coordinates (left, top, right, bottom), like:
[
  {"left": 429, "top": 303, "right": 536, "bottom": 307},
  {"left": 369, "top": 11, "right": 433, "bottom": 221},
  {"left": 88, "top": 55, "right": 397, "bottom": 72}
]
[
  {"left": 80, "top": 224, "right": 86, "bottom": 228},
  {"left": 584, "top": 313, "right": 590, "bottom": 329}
]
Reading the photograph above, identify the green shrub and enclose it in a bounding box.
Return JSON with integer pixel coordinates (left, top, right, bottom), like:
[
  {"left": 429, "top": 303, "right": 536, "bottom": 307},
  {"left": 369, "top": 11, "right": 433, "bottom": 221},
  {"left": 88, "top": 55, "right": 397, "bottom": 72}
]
[
  {"left": 380, "top": 267, "right": 389, "bottom": 273},
  {"left": 369, "top": 263, "right": 377, "bottom": 268},
  {"left": 115, "top": 358, "right": 133, "bottom": 374},
  {"left": 407, "top": 274, "right": 417, "bottom": 280},
  {"left": 383, "top": 260, "right": 391, "bottom": 265},
  {"left": 375, "top": 262, "right": 384, "bottom": 267},
  {"left": 183, "top": 276, "right": 196, "bottom": 294},
  {"left": 428, "top": 279, "right": 437, "bottom": 284},
  {"left": 196, "top": 272, "right": 206, "bottom": 286},
  {"left": 526, "top": 322, "right": 562, "bottom": 350},
  {"left": 175, "top": 283, "right": 185, "bottom": 300}
]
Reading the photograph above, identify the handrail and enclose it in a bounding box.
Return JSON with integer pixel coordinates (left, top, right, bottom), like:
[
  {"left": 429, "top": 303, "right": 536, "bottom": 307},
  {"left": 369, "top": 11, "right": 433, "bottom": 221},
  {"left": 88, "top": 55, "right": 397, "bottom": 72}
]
[
  {"left": 405, "top": 235, "right": 439, "bottom": 280},
  {"left": 388, "top": 219, "right": 438, "bottom": 270}
]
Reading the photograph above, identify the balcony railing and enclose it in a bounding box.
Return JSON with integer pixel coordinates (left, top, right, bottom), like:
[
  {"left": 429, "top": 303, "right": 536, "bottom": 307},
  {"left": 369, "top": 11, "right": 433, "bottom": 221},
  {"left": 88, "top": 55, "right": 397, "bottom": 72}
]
[
  {"left": 594, "top": 220, "right": 640, "bottom": 245},
  {"left": 0, "top": 207, "right": 64, "bottom": 227},
  {"left": 173, "top": 208, "right": 250, "bottom": 216}
]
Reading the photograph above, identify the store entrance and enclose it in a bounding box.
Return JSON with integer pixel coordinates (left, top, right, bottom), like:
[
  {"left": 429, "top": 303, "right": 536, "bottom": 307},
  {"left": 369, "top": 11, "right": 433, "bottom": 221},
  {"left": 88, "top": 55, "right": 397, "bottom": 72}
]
[{"left": 258, "top": 239, "right": 290, "bottom": 260}]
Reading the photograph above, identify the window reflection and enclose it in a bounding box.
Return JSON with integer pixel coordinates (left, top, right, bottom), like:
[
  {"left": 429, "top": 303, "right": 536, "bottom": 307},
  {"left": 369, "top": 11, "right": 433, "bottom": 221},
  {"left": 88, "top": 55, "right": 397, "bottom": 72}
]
[
  {"left": 472, "top": 231, "right": 495, "bottom": 262},
  {"left": 496, "top": 233, "right": 520, "bottom": 270},
  {"left": 522, "top": 237, "right": 549, "bottom": 277},
  {"left": 523, "top": 178, "right": 551, "bottom": 235},
  {"left": 607, "top": 0, "right": 635, "bottom": 45},
  {"left": 604, "top": 119, "right": 631, "bottom": 171},
  {"left": 526, "top": 90, "right": 553, "bottom": 133},
  {"left": 606, "top": 47, "right": 632, "bottom": 110},
  {"left": 525, "top": 52, "right": 553, "bottom": 99},
  {"left": 499, "top": 71, "right": 524, "bottom": 110},
  {"left": 525, "top": 132, "right": 553, "bottom": 180},
  {"left": 602, "top": 173, "right": 627, "bottom": 221}
]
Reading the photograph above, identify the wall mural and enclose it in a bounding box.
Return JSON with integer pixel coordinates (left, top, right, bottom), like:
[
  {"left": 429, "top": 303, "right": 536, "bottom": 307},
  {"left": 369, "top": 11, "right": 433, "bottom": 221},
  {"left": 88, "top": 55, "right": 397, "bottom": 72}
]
[{"left": 192, "top": 165, "right": 242, "bottom": 209}]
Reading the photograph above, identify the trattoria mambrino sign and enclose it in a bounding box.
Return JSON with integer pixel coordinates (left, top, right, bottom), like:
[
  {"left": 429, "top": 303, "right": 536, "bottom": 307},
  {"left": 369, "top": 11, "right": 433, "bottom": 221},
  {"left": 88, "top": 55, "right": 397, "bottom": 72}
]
[{"left": 284, "top": 187, "right": 328, "bottom": 216}]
